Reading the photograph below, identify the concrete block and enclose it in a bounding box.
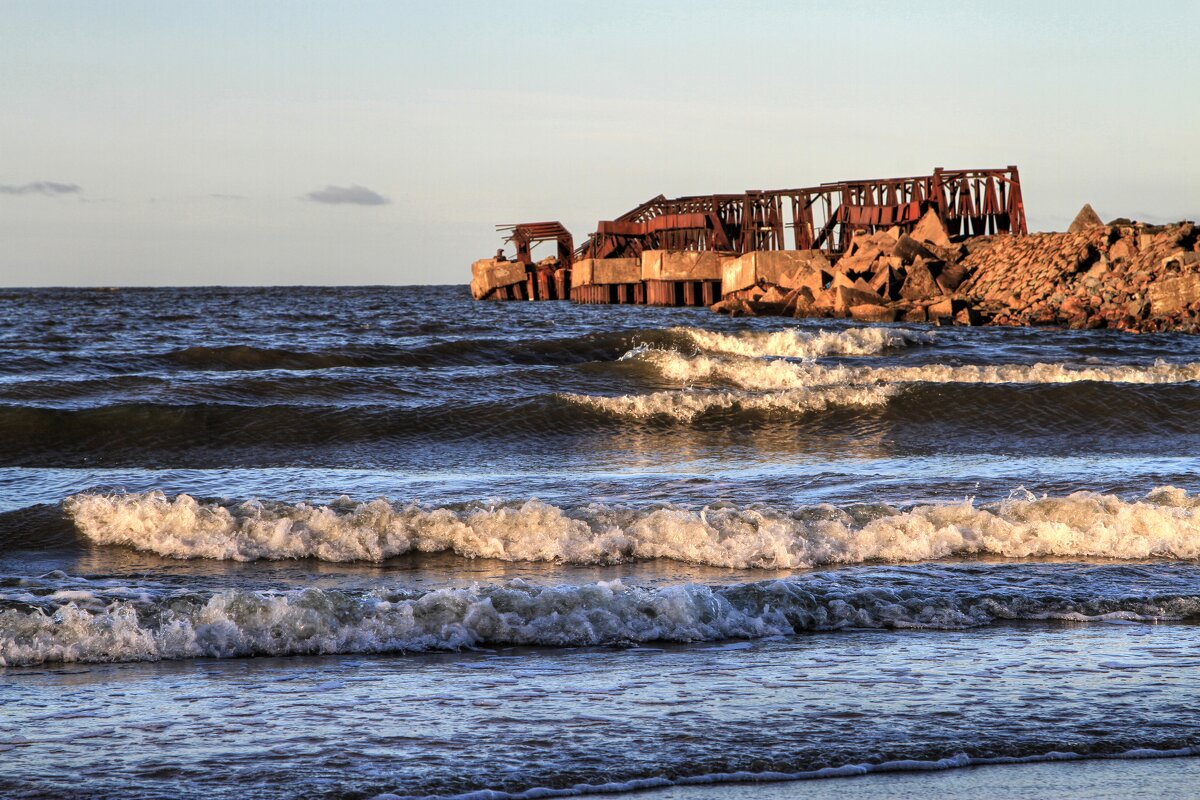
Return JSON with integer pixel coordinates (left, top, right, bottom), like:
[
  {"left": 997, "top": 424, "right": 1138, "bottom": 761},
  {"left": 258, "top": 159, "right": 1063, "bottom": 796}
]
[
  {"left": 470, "top": 258, "right": 527, "bottom": 299},
  {"left": 571, "top": 258, "right": 641, "bottom": 288},
  {"left": 721, "top": 250, "right": 831, "bottom": 295},
  {"left": 642, "top": 250, "right": 731, "bottom": 282}
]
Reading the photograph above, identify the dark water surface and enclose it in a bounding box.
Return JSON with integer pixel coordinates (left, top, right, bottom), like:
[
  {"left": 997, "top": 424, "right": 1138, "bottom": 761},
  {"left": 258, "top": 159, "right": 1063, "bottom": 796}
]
[{"left": 2, "top": 286, "right": 1199, "bottom": 798}]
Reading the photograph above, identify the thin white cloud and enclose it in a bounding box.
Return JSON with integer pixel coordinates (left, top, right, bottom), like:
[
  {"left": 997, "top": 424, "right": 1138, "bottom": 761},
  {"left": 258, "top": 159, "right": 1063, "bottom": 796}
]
[
  {"left": 0, "top": 181, "right": 81, "bottom": 196},
  {"left": 304, "top": 184, "right": 389, "bottom": 206}
]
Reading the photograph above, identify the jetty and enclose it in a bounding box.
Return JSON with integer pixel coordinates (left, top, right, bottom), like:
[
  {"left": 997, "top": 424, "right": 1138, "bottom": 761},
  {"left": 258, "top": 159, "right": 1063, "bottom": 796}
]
[
  {"left": 471, "top": 166, "right": 1200, "bottom": 332},
  {"left": 471, "top": 167, "right": 1026, "bottom": 303}
]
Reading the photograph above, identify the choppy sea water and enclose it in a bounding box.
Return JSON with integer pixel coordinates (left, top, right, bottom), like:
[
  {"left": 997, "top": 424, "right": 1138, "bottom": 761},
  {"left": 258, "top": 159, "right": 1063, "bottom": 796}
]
[{"left": 2, "top": 285, "right": 1199, "bottom": 799}]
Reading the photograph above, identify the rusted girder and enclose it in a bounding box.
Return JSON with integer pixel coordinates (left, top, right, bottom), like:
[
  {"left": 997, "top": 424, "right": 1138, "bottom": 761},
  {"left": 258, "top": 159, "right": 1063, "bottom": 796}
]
[
  {"left": 498, "top": 221, "right": 575, "bottom": 267},
  {"left": 578, "top": 166, "right": 1027, "bottom": 259}
]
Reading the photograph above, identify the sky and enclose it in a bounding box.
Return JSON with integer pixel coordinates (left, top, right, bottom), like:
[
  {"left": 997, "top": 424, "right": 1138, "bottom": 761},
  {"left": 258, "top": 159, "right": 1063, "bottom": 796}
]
[{"left": 1, "top": 1, "right": 1197, "bottom": 286}]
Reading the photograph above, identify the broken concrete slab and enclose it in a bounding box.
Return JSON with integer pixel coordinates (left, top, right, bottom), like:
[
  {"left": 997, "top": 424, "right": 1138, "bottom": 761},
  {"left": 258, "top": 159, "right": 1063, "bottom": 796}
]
[
  {"left": 721, "top": 250, "right": 831, "bottom": 295},
  {"left": 470, "top": 258, "right": 528, "bottom": 299}
]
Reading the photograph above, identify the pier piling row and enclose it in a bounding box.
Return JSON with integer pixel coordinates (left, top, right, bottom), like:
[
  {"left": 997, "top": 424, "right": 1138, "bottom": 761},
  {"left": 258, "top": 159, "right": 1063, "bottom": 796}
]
[{"left": 471, "top": 166, "right": 1026, "bottom": 304}]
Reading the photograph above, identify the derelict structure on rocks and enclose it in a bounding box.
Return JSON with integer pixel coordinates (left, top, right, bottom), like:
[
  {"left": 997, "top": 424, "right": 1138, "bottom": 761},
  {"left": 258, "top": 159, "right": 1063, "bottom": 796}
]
[{"left": 470, "top": 166, "right": 1028, "bottom": 307}]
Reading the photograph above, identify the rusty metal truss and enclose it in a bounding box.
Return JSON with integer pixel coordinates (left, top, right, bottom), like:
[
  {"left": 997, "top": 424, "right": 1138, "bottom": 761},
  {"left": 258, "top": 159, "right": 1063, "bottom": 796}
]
[
  {"left": 579, "top": 166, "right": 1026, "bottom": 259},
  {"left": 498, "top": 222, "right": 575, "bottom": 267}
]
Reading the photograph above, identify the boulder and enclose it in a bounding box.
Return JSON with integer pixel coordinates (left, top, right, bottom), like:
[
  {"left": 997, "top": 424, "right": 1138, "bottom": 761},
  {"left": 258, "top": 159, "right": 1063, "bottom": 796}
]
[
  {"left": 911, "top": 208, "right": 952, "bottom": 248},
  {"left": 936, "top": 261, "right": 970, "bottom": 293},
  {"left": 893, "top": 234, "right": 936, "bottom": 264},
  {"left": 832, "top": 271, "right": 876, "bottom": 295},
  {"left": 1108, "top": 239, "right": 1137, "bottom": 261},
  {"left": 810, "top": 288, "right": 838, "bottom": 315},
  {"left": 836, "top": 247, "right": 883, "bottom": 274},
  {"left": 783, "top": 286, "right": 816, "bottom": 316},
  {"left": 954, "top": 306, "right": 982, "bottom": 326},
  {"left": 1068, "top": 204, "right": 1105, "bottom": 233},
  {"left": 834, "top": 285, "right": 884, "bottom": 316},
  {"left": 779, "top": 263, "right": 830, "bottom": 295},
  {"left": 869, "top": 265, "right": 904, "bottom": 300},
  {"left": 899, "top": 260, "right": 941, "bottom": 301},
  {"left": 927, "top": 298, "right": 964, "bottom": 321},
  {"left": 759, "top": 285, "right": 789, "bottom": 305},
  {"left": 850, "top": 304, "right": 897, "bottom": 323},
  {"left": 1147, "top": 273, "right": 1200, "bottom": 317}
]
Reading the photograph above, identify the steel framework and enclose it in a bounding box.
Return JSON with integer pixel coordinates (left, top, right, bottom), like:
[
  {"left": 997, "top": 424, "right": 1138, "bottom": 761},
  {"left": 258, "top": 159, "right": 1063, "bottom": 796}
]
[
  {"left": 579, "top": 166, "right": 1026, "bottom": 260},
  {"left": 498, "top": 222, "right": 575, "bottom": 267}
]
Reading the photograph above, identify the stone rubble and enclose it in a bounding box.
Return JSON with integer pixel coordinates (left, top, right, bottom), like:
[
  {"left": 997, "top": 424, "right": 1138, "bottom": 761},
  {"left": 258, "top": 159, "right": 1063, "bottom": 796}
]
[{"left": 712, "top": 206, "right": 1200, "bottom": 333}]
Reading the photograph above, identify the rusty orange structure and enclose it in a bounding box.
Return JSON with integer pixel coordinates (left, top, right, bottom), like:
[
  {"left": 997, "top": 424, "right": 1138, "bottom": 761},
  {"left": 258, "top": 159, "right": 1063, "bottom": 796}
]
[
  {"left": 474, "top": 166, "right": 1027, "bottom": 304},
  {"left": 485, "top": 222, "right": 574, "bottom": 301}
]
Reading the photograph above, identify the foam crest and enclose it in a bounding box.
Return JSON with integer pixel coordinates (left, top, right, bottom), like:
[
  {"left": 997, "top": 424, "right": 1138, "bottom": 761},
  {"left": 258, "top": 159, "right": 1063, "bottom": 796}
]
[
  {"left": 562, "top": 384, "right": 893, "bottom": 421},
  {"left": 634, "top": 349, "right": 1200, "bottom": 392},
  {"left": 672, "top": 326, "right": 932, "bottom": 359},
  {"left": 5, "top": 575, "right": 1197, "bottom": 666},
  {"left": 64, "top": 487, "right": 1200, "bottom": 567},
  {"left": 372, "top": 747, "right": 1199, "bottom": 800}
]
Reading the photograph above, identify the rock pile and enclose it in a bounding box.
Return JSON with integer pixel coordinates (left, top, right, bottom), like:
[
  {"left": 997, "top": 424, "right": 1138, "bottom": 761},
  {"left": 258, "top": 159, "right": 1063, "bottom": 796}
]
[
  {"left": 713, "top": 209, "right": 975, "bottom": 324},
  {"left": 713, "top": 206, "right": 1200, "bottom": 332},
  {"left": 958, "top": 218, "right": 1199, "bottom": 331}
]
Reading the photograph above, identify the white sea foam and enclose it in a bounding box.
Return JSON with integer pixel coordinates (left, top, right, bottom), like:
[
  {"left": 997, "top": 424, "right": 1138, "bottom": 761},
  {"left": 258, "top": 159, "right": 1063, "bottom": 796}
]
[
  {"left": 632, "top": 348, "right": 1200, "bottom": 392},
  {"left": 672, "top": 326, "right": 933, "bottom": 359},
  {"left": 562, "top": 384, "right": 893, "bottom": 421},
  {"left": 370, "top": 747, "right": 1199, "bottom": 800},
  {"left": 4, "top": 573, "right": 1196, "bottom": 666},
  {"left": 64, "top": 487, "right": 1200, "bottom": 567}
]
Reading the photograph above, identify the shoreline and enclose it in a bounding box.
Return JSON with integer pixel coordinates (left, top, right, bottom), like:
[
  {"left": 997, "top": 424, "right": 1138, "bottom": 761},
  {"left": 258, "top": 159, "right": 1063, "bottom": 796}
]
[{"left": 369, "top": 748, "right": 1200, "bottom": 800}]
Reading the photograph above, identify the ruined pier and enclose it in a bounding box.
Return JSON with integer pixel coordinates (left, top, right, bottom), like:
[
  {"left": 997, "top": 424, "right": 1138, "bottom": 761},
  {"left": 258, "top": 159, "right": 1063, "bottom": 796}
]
[
  {"left": 469, "top": 166, "right": 1200, "bottom": 331},
  {"left": 471, "top": 166, "right": 1026, "bottom": 306}
]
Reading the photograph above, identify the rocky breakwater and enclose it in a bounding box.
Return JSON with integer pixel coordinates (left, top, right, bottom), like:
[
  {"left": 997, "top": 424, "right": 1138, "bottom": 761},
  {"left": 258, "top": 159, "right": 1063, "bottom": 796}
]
[
  {"left": 713, "top": 209, "right": 975, "bottom": 324},
  {"left": 959, "top": 208, "right": 1199, "bottom": 332},
  {"left": 713, "top": 205, "right": 1200, "bottom": 332}
]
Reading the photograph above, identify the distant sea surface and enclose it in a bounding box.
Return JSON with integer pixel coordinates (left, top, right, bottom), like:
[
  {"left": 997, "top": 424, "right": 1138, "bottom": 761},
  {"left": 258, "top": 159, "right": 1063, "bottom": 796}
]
[{"left": 2, "top": 285, "right": 1199, "bottom": 799}]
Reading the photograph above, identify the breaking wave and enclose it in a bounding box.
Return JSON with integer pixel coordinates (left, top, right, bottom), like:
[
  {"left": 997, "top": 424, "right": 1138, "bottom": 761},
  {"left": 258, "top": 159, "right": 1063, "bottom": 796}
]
[
  {"left": 4, "top": 572, "right": 1198, "bottom": 666},
  {"left": 153, "top": 326, "right": 927, "bottom": 374},
  {"left": 64, "top": 487, "right": 1200, "bottom": 566},
  {"left": 631, "top": 348, "right": 1200, "bottom": 392},
  {"left": 673, "top": 325, "right": 933, "bottom": 359},
  {"left": 560, "top": 384, "right": 893, "bottom": 421}
]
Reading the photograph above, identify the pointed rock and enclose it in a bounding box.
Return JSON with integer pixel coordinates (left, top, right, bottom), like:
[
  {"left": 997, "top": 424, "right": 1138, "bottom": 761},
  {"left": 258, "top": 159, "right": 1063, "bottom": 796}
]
[
  {"left": 899, "top": 260, "right": 942, "bottom": 301},
  {"left": 1068, "top": 204, "right": 1105, "bottom": 233},
  {"left": 911, "top": 209, "right": 951, "bottom": 248}
]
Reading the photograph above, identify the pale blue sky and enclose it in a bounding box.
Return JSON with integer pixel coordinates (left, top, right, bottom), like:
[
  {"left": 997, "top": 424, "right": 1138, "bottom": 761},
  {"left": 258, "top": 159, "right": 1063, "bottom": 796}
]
[{"left": 1, "top": 1, "right": 1196, "bottom": 286}]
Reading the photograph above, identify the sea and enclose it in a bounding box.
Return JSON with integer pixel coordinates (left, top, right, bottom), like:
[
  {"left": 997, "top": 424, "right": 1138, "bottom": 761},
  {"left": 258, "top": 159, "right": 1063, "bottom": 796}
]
[{"left": 1, "top": 284, "right": 1199, "bottom": 799}]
